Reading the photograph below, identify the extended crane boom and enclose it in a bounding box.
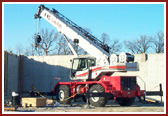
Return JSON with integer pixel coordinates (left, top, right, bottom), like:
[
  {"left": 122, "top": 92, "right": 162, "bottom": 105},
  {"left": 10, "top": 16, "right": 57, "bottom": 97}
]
[
  {"left": 33, "top": 5, "right": 146, "bottom": 107},
  {"left": 34, "top": 5, "right": 110, "bottom": 65}
]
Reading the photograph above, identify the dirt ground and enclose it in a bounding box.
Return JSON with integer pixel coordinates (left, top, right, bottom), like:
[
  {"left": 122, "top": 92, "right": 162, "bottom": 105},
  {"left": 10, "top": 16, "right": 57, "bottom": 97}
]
[{"left": 4, "top": 100, "right": 164, "bottom": 113}]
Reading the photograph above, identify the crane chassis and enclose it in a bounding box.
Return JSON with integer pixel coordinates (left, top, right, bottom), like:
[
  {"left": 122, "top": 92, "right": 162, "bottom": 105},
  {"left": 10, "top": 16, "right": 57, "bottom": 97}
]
[{"left": 34, "top": 5, "right": 146, "bottom": 107}]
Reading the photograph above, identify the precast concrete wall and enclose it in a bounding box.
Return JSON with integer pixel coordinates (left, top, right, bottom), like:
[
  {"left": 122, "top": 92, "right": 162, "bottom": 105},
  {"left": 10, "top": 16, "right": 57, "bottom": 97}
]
[
  {"left": 24, "top": 55, "right": 75, "bottom": 92},
  {"left": 4, "top": 52, "right": 24, "bottom": 99},
  {"left": 6, "top": 54, "right": 19, "bottom": 96},
  {"left": 5, "top": 53, "right": 165, "bottom": 102},
  {"left": 113, "top": 53, "right": 165, "bottom": 102},
  {"left": 145, "top": 54, "right": 164, "bottom": 101}
]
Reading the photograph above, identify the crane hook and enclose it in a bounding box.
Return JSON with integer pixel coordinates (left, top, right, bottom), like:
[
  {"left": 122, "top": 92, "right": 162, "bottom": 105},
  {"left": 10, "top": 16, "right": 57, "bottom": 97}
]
[{"left": 34, "top": 33, "right": 42, "bottom": 48}]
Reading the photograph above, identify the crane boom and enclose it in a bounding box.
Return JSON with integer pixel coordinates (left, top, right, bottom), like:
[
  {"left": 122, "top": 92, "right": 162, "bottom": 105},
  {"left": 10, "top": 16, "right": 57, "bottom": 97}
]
[{"left": 34, "top": 5, "right": 110, "bottom": 65}]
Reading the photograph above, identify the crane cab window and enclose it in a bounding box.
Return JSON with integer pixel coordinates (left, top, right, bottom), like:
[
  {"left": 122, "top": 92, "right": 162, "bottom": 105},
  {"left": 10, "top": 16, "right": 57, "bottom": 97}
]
[
  {"left": 88, "top": 59, "right": 96, "bottom": 67},
  {"left": 72, "top": 58, "right": 88, "bottom": 72},
  {"left": 71, "top": 58, "right": 95, "bottom": 77},
  {"left": 75, "top": 58, "right": 88, "bottom": 71},
  {"left": 72, "top": 58, "right": 95, "bottom": 72},
  {"left": 72, "top": 59, "right": 79, "bottom": 72}
]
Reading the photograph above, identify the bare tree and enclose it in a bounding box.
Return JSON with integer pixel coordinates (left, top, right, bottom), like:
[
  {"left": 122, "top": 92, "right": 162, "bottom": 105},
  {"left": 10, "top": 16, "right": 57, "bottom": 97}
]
[
  {"left": 153, "top": 31, "right": 164, "bottom": 53},
  {"left": 54, "top": 35, "right": 71, "bottom": 55},
  {"left": 69, "top": 40, "right": 87, "bottom": 55},
  {"left": 7, "top": 47, "right": 13, "bottom": 54},
  {"left": 27, "top": 37, "right": 41, "bottom": 56},
  {"left": 56, "top": 36, "right": 63, "bottom": 55},
  {"left": 24, "top": 47, "right": 30, "bottom": 56},
  {"left": 100, "top": 33, "right": 110, "bottom": 45},
  {"left": 37, "top": 28, "right": 59, "bottom": 56},
  {"left": 57, "top": 27, "right": 90, "bottom": 55},
  {"left": 124, "top": 35, "right": 152, "bottom": 54},
  {"left": 110, "top": 39, "right": 122, "bottom": 54},
  {"left": 100, "top": 33, "right": 123, "bottom": 54},
  {"left": 15, "top": 44, "right": 24, "bottom": 55},
  {"left": 137, "top": 35, "right": 153, "bottom": 53},
  {"left": 52, "top": 34, "right": 86, "bottom": 55},
  {"left": 124, "top": 40, "right": 138, "bottom": 54}
]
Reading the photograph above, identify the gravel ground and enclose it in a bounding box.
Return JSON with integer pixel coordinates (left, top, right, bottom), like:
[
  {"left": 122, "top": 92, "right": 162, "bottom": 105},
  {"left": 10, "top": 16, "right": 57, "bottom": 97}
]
[{"left": 4, "top": 101, "right": 164, "bottom": 113}]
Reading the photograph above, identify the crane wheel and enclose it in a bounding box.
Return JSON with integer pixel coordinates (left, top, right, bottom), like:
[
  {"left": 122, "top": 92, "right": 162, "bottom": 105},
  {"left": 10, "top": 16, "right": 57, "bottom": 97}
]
[
  {"left": 116, "top": 97, "right": 135, "bottom": 106},
  {"left": 89, "top": 84, "right": 108, "bottom": 107},
  {"left": 56, "top": 85, "right": 71, "bottom": 104}
]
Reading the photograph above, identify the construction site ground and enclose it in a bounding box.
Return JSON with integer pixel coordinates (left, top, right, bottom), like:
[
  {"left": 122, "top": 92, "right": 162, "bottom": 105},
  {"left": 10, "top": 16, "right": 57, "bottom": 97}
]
[{"left": 4, "top": 100, "right": 164, "bottom": 113}]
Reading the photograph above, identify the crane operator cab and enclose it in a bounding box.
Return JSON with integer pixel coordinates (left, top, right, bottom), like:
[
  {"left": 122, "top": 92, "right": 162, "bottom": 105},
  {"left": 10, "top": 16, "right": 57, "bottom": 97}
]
[{"left": 70, "top": 57, "right": 96, "bottom": 78}]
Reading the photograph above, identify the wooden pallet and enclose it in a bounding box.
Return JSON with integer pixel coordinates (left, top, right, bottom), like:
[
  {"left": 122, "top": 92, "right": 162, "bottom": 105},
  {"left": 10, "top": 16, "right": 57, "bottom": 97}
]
[
  {"left": 4, "top": 107, "right": 17, "bottom": 111},
  {"left": 22, "top": 97, "right": 47, "bottom": 107},
  {"left": 145, "top": 98, "right": 157, "bottom": 103},
  {"left": 141, "top": 97, "right": 156, "bottom": 103}
]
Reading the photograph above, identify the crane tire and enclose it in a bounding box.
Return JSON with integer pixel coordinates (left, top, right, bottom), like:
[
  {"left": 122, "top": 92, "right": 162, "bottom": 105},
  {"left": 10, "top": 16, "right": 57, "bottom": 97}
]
[
  {"left": 89, "top": 84, "right": 108, "bottom": 107},
  {"left": 116, "top": 97, "right": 135, "bottom": 106},
  {"left": 56, "top": 85, "right": 71, "bottom": 104}
]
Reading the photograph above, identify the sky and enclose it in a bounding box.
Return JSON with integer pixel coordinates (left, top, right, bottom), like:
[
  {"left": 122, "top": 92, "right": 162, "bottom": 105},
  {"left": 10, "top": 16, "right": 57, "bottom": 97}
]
[{"left": 3, "top": 3, "right": 165, "bottom": 53}]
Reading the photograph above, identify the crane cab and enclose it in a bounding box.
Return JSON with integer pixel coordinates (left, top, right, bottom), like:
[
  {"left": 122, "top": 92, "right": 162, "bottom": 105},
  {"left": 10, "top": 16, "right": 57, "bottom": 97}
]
[{"left": 70, "top": 57, "right": 96, "bottom": 79}]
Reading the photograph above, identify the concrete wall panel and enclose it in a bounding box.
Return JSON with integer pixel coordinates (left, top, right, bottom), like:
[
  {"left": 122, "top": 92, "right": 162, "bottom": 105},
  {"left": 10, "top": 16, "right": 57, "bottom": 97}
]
[
  {"left": 5, "top": 53, "right": 164, "bottom": 102},
  {"left": 23, "top": 55, "right": 75, "bottom": 92},
  {"left": 113, "top": 53, "right": 164, "bottom": 101},
  {"left": 7, "top": 54, "right": 19, "bottom": 96}
]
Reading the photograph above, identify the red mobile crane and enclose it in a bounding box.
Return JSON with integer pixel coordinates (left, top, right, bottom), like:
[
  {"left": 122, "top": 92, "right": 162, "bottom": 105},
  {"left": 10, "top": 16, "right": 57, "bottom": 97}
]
[{"left": 34, "top": 5, "right": 145, "bottom": 107}]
